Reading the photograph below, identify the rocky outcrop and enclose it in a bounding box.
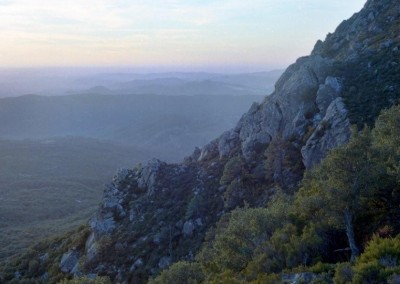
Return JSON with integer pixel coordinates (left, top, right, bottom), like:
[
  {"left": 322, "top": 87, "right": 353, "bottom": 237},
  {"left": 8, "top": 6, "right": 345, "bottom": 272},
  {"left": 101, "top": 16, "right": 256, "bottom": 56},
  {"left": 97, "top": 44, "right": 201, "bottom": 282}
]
[
  {"left": 302, "top": 97, "right": 351, "bottom": 169},
  {"left": 190, "top": 55, "right": 328, "bottom": 161},
  {"left": 197, "top": 55, "right": 341, "bottom": 165},
  {"left": 76, "top": 160, "right": 224, "bottom": 282},
  {"left": 218, "top": 130, "right": 239, "bottom": 158},
  {"left": 312, "top": 0, "right": 400, "bottom": 61},
  {"left": 198, "top": 140, "right": 219, "bottom": 161},
  {"left": 59, "top": 250, "right": 80, "bottom": 275},
  {"left": 316, "top": 76, "right": 342, "bottom": 116},
  {"left": 137, "top": 159, "right": 164, "bottom": 195},
  {"left": 281, "top": 272, "right": 329, "bottom": 284},
  {"left": 84, "top": 168, "right": 139, "bottom": 261},
  {"left": 195, "top": 0, "right": 400, "bottom": 165}
]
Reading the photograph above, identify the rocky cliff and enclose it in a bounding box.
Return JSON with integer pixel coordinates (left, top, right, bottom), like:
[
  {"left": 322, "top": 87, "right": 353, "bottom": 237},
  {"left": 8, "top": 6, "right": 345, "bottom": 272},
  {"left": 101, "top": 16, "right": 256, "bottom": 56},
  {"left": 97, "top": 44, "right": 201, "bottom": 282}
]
[{"left": 1, "top": 0, "right": 399, "bottom": 283}]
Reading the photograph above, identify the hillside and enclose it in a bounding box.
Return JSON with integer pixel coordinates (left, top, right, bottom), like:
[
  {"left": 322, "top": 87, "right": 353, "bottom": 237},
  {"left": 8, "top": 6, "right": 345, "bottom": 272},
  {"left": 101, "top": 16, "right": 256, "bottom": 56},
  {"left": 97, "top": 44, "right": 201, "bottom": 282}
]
[
  {"left": 0, "top": 137, "right": 152, "bottom": 261},
  {"left": 1, "top": 0, "right": 399, "bottom": 283}
]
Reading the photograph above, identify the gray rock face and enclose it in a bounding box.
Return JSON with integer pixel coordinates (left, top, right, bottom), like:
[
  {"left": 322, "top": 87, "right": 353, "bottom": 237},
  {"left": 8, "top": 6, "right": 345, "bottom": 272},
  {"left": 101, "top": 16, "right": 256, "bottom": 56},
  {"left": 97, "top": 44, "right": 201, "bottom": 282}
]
[
  {"left": 89, "top": 216, "right": 116, "bottom": 236},
  {"left": 269, "top": 56, "right": 332, "bottom": 137},
  {"left": 60, "top": 250, "right": 80, "bottom": 274},
  {"left": 158, "top": 256, "right": 172, "bottom": 269},
  {"left": 198, "top": 140, "right": 219, "bottom": 161},
  {"left": 236, "top": 101, "right": 274, "bottom": 159},
  {"left": 88, "top": 181, "right": 126, "bottom": 239},
  {"left": 113, "top": 168, "right": 132, "bottom": 186},
  {"left": 312, "top": 0, "right": 400, "bottom": 61},
  {"left": 137, "top": 158, "right": 164, "bottom": 195},
  {"left": 208, "top": 55, "right": 334, "bottom": 160},
  {"left": 85, "top": 232, "right": 97, "bottom": 262},
  {"left": 218, "top": 130, "right": 239, "bottom": 158},
  {"left": 316, "top": 76, "right": 342, "bottom": 116},
  {"left": 84, "top": 168, "right": 135, "bottom": 261},
  {"left": 281, "top": 272, "right": 324, "bottom": 284},
  {"left": 130, "top": 258, "right": 144, "bottom": 272},
  {"left": 197, "top": 54, "right": 346, "bottom": 167},
  {"left": 302, "top": 97, "right": 351, "bottom": 169},
  {"left": 182, "top": 220, "right": 195, "bottom": 237}
]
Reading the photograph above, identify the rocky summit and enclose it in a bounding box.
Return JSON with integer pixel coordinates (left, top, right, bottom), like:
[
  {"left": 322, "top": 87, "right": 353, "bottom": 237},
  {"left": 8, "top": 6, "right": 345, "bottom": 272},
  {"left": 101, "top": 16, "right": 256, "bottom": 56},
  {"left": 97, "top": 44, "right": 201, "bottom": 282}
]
[{"left": 1, "top": 0, "right": 399, "bottom": 283}]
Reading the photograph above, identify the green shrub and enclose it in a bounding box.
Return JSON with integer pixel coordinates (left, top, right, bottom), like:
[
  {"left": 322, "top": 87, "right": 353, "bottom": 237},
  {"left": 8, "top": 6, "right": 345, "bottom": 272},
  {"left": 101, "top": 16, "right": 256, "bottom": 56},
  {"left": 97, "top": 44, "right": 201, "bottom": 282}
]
[
  {"left": 353, "top": 235, "right": 400, "bottom": 283},
  {"left": 57, "top": 276, "right": 112, "bottom": 284},
  {"left": 333, "top": 262, "right": 353, "bottom": 284},
  {"left": 220, "top": 156, "right": 245, "bottom": 185},
  {"left": 309, "top": 262, "right": 335, "bottom": 274},
  {"left": 249, "top": 273, "right": 280, "bottom": 284},
  {"left": 149, "top": 261, "right": 204, "bottom": 284}
]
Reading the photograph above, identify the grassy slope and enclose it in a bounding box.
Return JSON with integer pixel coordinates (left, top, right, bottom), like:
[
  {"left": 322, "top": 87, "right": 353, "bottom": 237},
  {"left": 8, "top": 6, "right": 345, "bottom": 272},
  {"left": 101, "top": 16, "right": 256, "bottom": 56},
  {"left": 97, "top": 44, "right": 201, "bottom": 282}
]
[{"left": 0, "top": 137, "right": 149, "bottom": 261}]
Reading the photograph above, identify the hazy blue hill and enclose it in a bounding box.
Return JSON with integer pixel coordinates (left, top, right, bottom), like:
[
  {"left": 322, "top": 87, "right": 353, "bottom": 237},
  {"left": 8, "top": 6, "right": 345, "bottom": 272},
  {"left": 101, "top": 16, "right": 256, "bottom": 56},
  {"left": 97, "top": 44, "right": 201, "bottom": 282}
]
[
  {"left": 0, "top": 93, "right": 264, "bottom": 161},
  {"left": 0, "top": 70, "right": 283, "bottom": 98},
  {"left": 103, "top": 71, "right": 282, "bottom": 97}
]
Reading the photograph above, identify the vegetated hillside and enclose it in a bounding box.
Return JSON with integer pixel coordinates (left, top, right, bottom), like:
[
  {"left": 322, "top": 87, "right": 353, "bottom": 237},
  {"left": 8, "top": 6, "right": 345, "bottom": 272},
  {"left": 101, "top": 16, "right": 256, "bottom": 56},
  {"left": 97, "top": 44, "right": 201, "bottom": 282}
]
[
  {"left": 0, "top": 94, "right": 263, "bottom": 162},
  {"left": 1, "top": 0, "right": 399, "bottom": 283},
  {"left": 0, "top": 137, "right": 151, "bottom": 261}
]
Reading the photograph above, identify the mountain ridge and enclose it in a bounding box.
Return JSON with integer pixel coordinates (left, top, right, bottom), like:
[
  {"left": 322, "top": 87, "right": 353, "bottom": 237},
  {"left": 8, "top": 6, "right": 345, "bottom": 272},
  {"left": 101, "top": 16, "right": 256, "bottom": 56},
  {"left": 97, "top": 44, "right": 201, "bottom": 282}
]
[{"left": 1, "top": 0, "right": 399, "bottom": 283}]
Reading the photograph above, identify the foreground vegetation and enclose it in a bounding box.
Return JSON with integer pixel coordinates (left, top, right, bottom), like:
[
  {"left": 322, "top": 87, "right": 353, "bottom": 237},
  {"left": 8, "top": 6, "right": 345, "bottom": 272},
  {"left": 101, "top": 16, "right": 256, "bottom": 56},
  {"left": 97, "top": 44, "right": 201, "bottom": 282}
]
[{"left": 151, "top": 104, "right": 400, "bottom": 283}]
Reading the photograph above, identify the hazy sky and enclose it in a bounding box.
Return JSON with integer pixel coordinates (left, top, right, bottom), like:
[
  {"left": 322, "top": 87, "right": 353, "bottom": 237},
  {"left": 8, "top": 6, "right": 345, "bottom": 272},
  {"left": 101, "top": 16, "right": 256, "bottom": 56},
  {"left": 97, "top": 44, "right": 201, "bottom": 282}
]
[{"left": 0, "top": 0, "right": 366, "bottom": 71}]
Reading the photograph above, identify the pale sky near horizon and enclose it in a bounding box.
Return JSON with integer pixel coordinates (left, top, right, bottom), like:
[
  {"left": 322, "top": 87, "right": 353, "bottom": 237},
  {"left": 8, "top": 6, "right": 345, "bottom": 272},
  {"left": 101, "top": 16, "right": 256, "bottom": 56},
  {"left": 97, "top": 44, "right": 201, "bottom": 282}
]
[{"left": 0, "top": 0, "right": 366, "bottom": 71}]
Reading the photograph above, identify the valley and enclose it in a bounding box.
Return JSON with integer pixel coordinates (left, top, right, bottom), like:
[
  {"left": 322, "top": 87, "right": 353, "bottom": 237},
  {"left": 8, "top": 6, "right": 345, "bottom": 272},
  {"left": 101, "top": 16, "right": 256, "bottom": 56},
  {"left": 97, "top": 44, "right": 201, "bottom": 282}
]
[{"left": 0, "top": 74, "right": 276, "bottom": 262}]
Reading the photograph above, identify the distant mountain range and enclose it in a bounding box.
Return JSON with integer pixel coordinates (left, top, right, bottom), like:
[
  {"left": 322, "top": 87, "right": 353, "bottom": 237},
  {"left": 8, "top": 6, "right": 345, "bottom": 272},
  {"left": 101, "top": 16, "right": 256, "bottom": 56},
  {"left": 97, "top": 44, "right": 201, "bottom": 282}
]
[{"left": 0, "top": 70, "right": 283, "bottom": 98}]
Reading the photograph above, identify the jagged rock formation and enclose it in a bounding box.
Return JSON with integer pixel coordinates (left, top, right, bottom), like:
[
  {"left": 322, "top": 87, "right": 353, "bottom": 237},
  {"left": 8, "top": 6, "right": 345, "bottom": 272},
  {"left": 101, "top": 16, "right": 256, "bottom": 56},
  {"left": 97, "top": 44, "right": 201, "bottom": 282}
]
[
  {"left": 79, "top": 161, "right": 225, "bottom": 282},
  {"left": 1, "top": 0, "right": 399, "bottom": 283}
]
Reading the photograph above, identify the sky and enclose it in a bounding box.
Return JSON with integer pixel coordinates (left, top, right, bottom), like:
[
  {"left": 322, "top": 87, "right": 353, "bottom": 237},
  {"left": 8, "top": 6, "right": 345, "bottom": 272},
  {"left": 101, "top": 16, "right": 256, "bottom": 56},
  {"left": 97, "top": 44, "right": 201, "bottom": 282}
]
[{"left": 0, "top": 0, "right": 367, "bottom": 71}]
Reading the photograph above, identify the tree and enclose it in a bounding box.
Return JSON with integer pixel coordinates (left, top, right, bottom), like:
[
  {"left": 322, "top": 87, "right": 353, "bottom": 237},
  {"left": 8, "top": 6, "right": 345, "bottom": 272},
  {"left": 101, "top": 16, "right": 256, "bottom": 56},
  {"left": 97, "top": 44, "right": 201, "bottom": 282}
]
[
  {"left": 372, "top": 104, "right": 400, "bottom": 182},
  {"left": 196, "top": 194, "right": 323, "bottom": 280},
  {"left": 297, "top": 127, "right": 380, "bottom": 261},
  {"left": 371, "top": 104, "right": 400, "bottom": 231},
  {"left": 264, "top": 137, "right": 304, "bottom": 191}
]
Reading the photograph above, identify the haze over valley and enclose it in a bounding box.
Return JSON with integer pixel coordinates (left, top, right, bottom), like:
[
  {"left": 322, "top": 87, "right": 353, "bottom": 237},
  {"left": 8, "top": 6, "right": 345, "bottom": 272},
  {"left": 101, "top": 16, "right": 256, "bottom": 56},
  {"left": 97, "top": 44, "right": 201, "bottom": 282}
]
[{"left": 0, "top": 70, "right": 281, "bottom": 260}]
